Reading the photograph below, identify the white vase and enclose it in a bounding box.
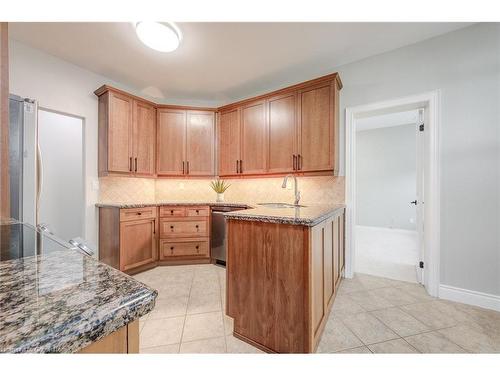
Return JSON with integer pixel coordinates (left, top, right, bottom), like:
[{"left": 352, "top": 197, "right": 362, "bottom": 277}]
[{"left": 216, "top": 192, "right": 225, "bottom": 202}]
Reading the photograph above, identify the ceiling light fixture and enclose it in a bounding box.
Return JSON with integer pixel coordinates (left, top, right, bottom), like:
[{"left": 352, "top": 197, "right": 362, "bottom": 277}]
[{"left": 135, "top": 22, "right": 182, "bottom": 52}]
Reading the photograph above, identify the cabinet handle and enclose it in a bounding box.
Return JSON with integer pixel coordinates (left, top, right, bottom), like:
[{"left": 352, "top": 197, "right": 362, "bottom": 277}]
[
  {"left": 170, "top": 225, "right": 174, "bottom": 231},
  {"left": 236, "top": 160, "right": 239, "bottom": 173},
  {"left": 293, "top": 154, "right": 297, "bottom": 170},
  {"left": 182, "top": 161, "right": 185, "bottom": 174},
  {"left": 129, "top": 157, "right": 133, "bottom": 172},
  {"left": 298, "top": 154, "right": 302, "bottom": 170},
  {"left": 239, "top": 160, "right": 243, "bottom": 173},
  {"left": 170, "top": 210, "right": 174, "bottom": 214},
  {"left": 195, "top": 209, "right": 199, "bottom": 214},
  {"left": 195, "top": 245, "right": 199, "bottom": 250},
  {"left": 137, "top": 212, "right": 142, "bottom": 215},
  {"left": 135, "top": 157, "right": 137, "bottom": 172},
  {"left": 153, "top": 219, "right": 155, "bottom": 234},
  {"left": 186, "top": 161, "right": 190, "bottom": 174}
]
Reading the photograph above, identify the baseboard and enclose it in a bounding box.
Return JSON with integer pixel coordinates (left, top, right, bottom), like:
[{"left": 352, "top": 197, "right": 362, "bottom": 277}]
[{"left": 439, "top": 284, "right": 500, "bottom": 312}]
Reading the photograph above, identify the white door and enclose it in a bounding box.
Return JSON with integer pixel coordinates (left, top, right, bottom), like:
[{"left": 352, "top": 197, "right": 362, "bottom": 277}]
[
  {"left": 37, "top": 109, "right": 84, "bottom": 242},
  {"left": 415, "top": 108, "right": 425, "bottom": 284}
]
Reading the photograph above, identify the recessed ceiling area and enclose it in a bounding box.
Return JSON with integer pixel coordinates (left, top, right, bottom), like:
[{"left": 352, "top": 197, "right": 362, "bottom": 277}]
[{"left": 9, "top": 22, "right": 471, "bottom": 106}]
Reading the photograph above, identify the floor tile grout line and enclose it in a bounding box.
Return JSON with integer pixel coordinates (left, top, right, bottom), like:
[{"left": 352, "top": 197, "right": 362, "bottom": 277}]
[{"left": 178, "top": 269, "right": 196, "bottom": 347}]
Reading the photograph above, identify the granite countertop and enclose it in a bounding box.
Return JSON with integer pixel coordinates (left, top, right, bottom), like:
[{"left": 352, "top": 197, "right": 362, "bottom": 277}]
[
  {"left": 96, "top": 201, "right": 250, "bottom": 208},
  {"left": 223, "top": 204, "right": 346, "bottom": 226},
  {"left": 96, "top": 201, "right": 345, "bottom": 226},
  {"left": 0, "top": 249, "right": 157, "bottom": 353}
]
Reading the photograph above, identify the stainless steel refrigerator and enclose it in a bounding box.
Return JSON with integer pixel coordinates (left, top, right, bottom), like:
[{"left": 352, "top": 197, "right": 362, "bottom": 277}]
[{"left": 7, "top": 94, "right": 92, "bottom": 256}]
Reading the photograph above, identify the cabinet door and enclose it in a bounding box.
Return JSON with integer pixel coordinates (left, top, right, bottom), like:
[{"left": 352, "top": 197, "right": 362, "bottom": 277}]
[
  {"left": 333, "top": 216, "right": 341, "bottom": 288},
  {"left": 267, "top": 92, "right": 297, "bottom": 174},
  {"left": 218, "top": 109, "right": 241, "bottom": 176},
  {"left": 240, "top": 100, "right": 267, "bottom": 175},
  {"left": 157, "top": 109, "right": 186, "bottom": 175},
  {"left": 133, "top": 101, "right": 156, "bottom": 176},
  {"left": 323, "top": 217, "right": 334, "bottom": 309},
  {"left": 120, "top": 219, "right": 156, "bottom": 272},
  {"left": 298, "top": 83, "right": 334, "bottom": 172},
  {"left": 108, "top": 91, "right": 133, "bottom": 174},
  {"left": 186, "top": 111, "right": 215, "bottom": 176}
]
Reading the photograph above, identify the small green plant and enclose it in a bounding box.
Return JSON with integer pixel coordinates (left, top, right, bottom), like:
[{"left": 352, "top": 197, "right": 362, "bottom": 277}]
[{"left": 210, "top": 179, "right": 231, "bottom": 194}]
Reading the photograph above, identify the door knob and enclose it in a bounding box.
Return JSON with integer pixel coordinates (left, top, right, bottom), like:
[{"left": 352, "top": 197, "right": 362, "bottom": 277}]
[{"left": 410, "top": 200, "right": 417, "bottom": 205}]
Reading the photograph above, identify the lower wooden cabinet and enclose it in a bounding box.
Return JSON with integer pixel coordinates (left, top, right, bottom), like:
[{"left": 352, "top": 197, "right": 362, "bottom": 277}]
[
  {"left": 98, "top": 205, "right": 210, "bottom": 273},
  {"left": 78, "top": 321, "right": 139, "bottom": 354},
  {"left": 99, "top": 207, "right": 158, "bottom": 274},
  {"left": 159, "top": 205, "right": 210, "bottom": 264},
  {"left": 226, "top": 209, "right": 345, "bottom": 353}
]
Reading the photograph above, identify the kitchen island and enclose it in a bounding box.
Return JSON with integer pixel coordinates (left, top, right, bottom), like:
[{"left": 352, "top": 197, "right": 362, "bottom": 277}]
[
  {"left": 0, "top": 223, "right": 157, "bottom": 353},
  {"left": 225, "top": 204, "right": 346, "bottom": 353}
]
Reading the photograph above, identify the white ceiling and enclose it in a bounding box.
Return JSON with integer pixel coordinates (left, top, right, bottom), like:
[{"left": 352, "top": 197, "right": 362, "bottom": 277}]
[
  {"left": 9, "top": 22, "right": 471, "bottom": 107},
  {"left": 356, "top": 110, "right": 419, "bottom": 132}
]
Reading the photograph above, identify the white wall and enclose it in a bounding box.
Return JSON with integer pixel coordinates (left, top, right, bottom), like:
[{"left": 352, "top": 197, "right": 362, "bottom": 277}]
[
  {"left": 356, "top": 124, "right": 416, "bottom": 230},
  {"left": 9, "top": 40, "right": 142, "bottom": 250},
  {"left": 337, "top": 23, "right": 500, "bottom": 296}
]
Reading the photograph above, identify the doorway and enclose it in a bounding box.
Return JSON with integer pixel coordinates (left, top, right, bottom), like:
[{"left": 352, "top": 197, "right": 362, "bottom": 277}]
[
  {"left": 354, "top": 110, "right": 422, "bottom": 283},
  {"left": 37, "top": 108, "right": 85, "bottom": 242},
  {"left": 345, "top": 91, "right": 440, "bottom": 297}
]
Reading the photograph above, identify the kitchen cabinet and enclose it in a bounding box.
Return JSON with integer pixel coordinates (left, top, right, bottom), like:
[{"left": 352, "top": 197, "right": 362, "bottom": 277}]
[
  {"left": 133, "top": 100, "right": 156, "bottom": 176},
  {"left": 267, "top": 92, "right": 297, "bottom": 174},
  {"left": 158, "top": 205, "right": 210, "bottom": 264},
  {"left": 157, "top": 109, "right": 215, "bottom": 176},
  {"left": 218, "top": 108, "right": 240, "bottom": 176},
  {"left": 297, "top": 81, "right": 336, "bottom": 173},
  {"left": 95, "top": 86, "right": 156, "bottom": 177},
  {"left": 240, "top": 100, "right": 267, "bottom": 175},
  {"left": 157, "top": 109, "right": 186, "bottom": 175},
  {"left": 99, "top": 206, "right": 158, "bottom": 274},
  {"left": 79, "top": 321, "right": 138, "bottom": 353},
  {"left": 226, "top": 209, "right": 345, "bottom": 353},
  {"left": 217, "top": 73, "right": 341, "bottom": 177}
]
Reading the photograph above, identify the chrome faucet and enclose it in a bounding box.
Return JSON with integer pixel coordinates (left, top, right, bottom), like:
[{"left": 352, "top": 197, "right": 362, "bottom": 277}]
[{"left": 281, "top": 175, "right": 301, "bottom": 206}]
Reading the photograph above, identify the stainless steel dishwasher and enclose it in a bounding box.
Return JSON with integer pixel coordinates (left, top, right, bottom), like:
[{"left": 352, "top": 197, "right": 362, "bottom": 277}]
[{"left": 211, "top": 206, "right": 247, "bottom": 265}]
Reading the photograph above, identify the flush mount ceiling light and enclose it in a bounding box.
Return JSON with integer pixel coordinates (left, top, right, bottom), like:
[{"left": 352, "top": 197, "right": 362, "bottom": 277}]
[{"left": 135, "top": 22, "right": 182, "bottom": 52}]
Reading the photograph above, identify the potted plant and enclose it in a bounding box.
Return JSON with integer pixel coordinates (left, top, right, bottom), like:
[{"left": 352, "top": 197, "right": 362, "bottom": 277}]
[{"left": 210, "top": 179, "right": 230, "bottom": 202}]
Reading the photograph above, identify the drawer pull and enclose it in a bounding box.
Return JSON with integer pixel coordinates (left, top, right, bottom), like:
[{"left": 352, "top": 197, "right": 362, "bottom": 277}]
[
  {"left": 196, "top": 209, "right": 199, "bottom": 214},
  {"left": 170, "top": 210, "right": 174, "bottom": 214},
  {"left": 137, "top": 212, "right": 142, "bottom": 215},
  {"left": 170, "top": 246, "right": 174, "bottom": 250},
  {"left": 195, "top": 245, "right": 199, "bottom": 249},
  {"left": 170, "top": 225, "right": 174, "bottom": 231}
]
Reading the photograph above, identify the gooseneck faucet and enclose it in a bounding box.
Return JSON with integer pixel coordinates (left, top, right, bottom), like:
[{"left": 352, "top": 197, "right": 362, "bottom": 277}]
[{"left": 282, "top": 175, "right": 301, "bottom": 206}]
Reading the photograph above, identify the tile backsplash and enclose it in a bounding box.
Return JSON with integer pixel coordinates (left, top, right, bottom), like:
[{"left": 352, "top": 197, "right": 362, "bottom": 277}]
[{"left": 99, "top": 175, "right": 345, "bottom": 204}]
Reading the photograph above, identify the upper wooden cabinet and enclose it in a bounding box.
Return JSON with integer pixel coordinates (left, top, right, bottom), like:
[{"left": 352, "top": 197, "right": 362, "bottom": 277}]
[
  {"left": 240, "top": 100, "right": 267, "bottom": 175},
  {"left": 157, "top": 108, "right": 215, "bottom": 177},
  {"left": 218, "top": 108, "right": 241, "bottom": 176},
  {"left": 217, "top": 73, "right": 342, "bottom": 177},
  {"left": 96, "top": 73, "right": 340, "bottom": 179},
  {"left": 96, "top": 87, "right": 155, "bottom": 177}
]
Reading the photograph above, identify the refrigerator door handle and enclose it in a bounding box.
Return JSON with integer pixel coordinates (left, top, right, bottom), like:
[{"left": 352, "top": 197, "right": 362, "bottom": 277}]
[{"left": 36, "top": 142, "right": 43, "bottom": 223}]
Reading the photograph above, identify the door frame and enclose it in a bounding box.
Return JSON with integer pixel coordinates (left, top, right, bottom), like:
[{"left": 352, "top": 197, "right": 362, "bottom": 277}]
[{"left": 344, "top": 91, "right": 441, "bottom": 297}]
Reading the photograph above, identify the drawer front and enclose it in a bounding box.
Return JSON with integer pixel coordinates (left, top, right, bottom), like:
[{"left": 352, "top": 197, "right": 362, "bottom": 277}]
[
  {"left": 186, "top": 206, "right": 210, "bottom": 217},
  {"left": 160, "top": 239, "right": 209, "bottom": 258},
  {"left": 160, "top": 218, "right": 208, "bottom": 238},
  {"left": 159, "top": 206, "right": 186, "bottom": 217},
  {"left": 120, "top": 207, "right": 157, "bottom": 222}
]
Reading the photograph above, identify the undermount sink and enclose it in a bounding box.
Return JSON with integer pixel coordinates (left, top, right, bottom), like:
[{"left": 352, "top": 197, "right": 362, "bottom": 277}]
[{"left": 257, "top": 202, "right": 306, "bottom": 208}]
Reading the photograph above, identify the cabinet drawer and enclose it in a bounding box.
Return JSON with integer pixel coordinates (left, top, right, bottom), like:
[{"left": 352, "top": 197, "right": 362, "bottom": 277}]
[
  {"left": 120, "top": 207, "right": 157, "bottom": 222},
  {"left": 159, "top": 206, "right": 186, "bottom": 217},
  {"left": 160, "top": 239, "right": 209, "bottom": 259},
  {"left": 160, "top": 218, "right": 208, "bottom": 238},
  {"left": 186, "top": 206, "right": 209, "bottom": 217}
]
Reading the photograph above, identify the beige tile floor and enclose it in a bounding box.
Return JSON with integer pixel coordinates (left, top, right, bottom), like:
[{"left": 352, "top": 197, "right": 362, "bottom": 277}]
[{"left": 133, "top": 265, "right": 500, "bottom": 354}]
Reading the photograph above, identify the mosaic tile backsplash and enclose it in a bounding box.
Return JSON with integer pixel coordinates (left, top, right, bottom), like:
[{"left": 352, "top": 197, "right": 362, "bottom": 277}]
[{"left": 99, "top": 175, "right": 345, "bottom": 205}]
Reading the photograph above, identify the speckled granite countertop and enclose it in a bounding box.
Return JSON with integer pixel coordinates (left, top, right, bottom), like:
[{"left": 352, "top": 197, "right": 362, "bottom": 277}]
[
  {"left": 223, "top": 204, "right": 345, "bottom": 226},
  {"left": 96, "top": 201, "right": 345, "bottom": 226},
  {"left": 0, "top": 249, "right": 157, "bottom": 353},
  {"left": 96, "top": 201, "right": 250, "bottom": 208}
]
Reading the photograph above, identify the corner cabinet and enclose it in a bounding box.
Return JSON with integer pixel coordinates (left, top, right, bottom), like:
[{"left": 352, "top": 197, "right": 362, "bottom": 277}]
[
  {"left": 157, "top": 108, "right": 215, "bottom": 177},
  {"left": 217, "top": 73, "right": 342, "bottom": 177},
  {"left": 95, "top": 86, "right": 156, "bottom": 177}
]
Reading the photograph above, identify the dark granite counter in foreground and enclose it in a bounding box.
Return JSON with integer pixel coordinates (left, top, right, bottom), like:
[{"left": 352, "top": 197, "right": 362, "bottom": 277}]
[{"left": 0, "top": 249, "right": 157, "bottom": 353}]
